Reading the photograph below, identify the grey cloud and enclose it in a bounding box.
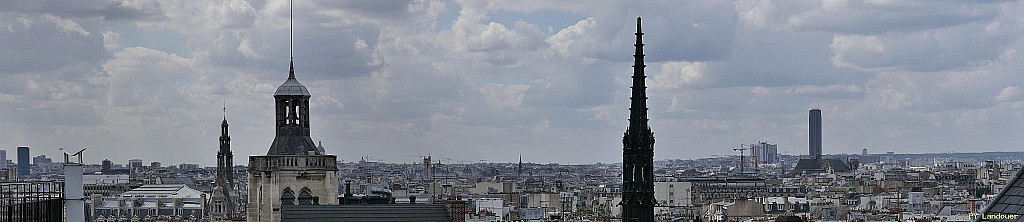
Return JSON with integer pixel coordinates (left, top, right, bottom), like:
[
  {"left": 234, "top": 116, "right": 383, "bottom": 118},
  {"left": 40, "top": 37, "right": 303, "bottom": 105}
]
[
  {"left": 791, "top": 1, "right": 1000, "bottom": 34},
  {"left": 698, "top": 29, "right": 870, "bottom": 89},
  {"left": 0, "top": 102, "right": 103, "bottom": 126},
  {"left": 831, "top": 22, "right": 1019, "bottom": 72},
  {"left": 0, "top": 0, "right": 161, "bottom": 21},
  {"left": 546, "top": 0, "right": 737, "bottom": 63},
  {"left": 104, "top": 47, "right": 197, "bottom": 112},
  {"left": 0, "top": 13, "right": 107, "bottom": 74},
  {"left": 321, "top": 1, "right": 417, "bottom": 20}
]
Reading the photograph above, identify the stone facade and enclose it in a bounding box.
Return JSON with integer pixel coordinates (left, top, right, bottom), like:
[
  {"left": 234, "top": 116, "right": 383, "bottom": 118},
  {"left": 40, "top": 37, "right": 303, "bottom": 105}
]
[{"left": 247, "top": 155, "right": 339, "bottom": 221}]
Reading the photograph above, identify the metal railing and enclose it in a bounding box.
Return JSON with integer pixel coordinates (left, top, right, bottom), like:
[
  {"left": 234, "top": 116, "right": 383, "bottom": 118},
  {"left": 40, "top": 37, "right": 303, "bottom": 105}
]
[
  {"left": 249, "top": 155, "right": 338, "bottom": 172},
  {"left": 1, "top": 180, "right": 65, "bottom": 222}
]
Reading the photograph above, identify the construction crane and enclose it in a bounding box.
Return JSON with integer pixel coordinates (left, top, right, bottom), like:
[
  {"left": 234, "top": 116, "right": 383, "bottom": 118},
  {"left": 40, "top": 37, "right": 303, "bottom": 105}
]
[{"left": 732, "top": 145, "right": 745, "bottom": 174}]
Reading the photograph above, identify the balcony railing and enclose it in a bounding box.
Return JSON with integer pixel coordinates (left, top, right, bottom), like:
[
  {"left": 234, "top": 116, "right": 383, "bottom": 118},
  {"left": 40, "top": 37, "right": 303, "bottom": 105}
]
[
  {"left": 0, "top": 180, "right": 65, "bottom": 222},
  {"left": 249, "top": 155, "right": 338, "bottom": 172}
]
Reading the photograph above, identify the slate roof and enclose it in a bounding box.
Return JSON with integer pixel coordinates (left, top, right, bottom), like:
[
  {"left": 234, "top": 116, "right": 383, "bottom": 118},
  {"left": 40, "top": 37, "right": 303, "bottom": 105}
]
[
  {"left": 980, "top": 167, "right": 1024, "bottom": 222},
  {"left": 792, "top": 158, "right": 850, "bottom": 173},
  {"left": 275, "top": 76, "right": 310, "bottom": 96},
  {"left": 793, "top": 159, "right": 820, "bottom": 171},
  {"left": 122, "top": 184, "right": 203, "bottom": 198},
  {"left": 275, "top": 61, "right": 311, "bottom": 97},
  {"left": 281, "top": 204, "right": 453, "bottom": 222}
]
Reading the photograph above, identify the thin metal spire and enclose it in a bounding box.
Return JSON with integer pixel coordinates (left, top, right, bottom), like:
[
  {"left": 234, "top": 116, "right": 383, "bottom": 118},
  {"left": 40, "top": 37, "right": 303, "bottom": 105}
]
[
  {"left": 223, "top": 100, "right": 226, "bottom": 120},
  {"left": 288, "top": 0, "right": 295, "bottom": 79},
  {"left": 290, "top": 0, "right": 293, "bottom": 60}
]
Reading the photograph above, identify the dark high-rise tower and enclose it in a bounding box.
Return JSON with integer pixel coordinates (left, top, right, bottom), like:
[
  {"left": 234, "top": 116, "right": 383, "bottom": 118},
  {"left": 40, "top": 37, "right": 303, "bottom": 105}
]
[
  {"left": 102, "top": 159, "right": 113, "bottom": 175},
  {"left": 17, "top": 146, "right": 29, "bottom": 177},
  {"left": 621, "top": 17, "right": 656, "bottom": 222},
  {"left": 267, "top": 59, "right": 320, "bottom": 155},
  {"left": 809, "top": 109, "right": 822, "bottom": 160}
]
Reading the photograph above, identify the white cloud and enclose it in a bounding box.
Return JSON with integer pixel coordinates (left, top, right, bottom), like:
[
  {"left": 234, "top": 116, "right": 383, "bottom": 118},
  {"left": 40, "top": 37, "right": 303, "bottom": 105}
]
[
  {"left": 651, "top": 61, "right": 705, "bottom": 90},
  {"left": 103, "top": 47, "right": 195, "bottom": 109},
  {"left": 102, "top": 31, "right": 120, "bottom": 51},
  {"left": 997, "top": 86, "right": 1021, "bottom": 102},
  {"left": 42, "top": 14, "right": 89, "bottom": 36},
  {"left": 480, "top": 83, "right": 530, "bottom": 109}
]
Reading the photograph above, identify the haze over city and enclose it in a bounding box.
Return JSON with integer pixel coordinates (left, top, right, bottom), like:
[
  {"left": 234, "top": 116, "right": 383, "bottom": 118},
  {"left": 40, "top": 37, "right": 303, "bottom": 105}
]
[{"left": 4, "top": 0, "right": 1024, "bottom": 166}]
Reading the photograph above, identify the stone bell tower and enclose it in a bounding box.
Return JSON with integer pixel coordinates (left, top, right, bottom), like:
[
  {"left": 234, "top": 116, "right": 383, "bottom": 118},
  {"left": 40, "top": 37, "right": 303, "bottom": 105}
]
[{"left": 247, "top": 1, "right": 339, "bottom": 221}]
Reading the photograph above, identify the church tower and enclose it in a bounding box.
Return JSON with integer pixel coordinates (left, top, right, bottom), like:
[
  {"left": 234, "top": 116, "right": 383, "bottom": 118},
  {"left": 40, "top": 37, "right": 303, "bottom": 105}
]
[
  {"left": 247, "top": 2, "right": 339, "bottom": 221},
  {"left": 212, "top": 109, "right": 239, "bottom": 220},
  {"left": 621, "top": 17, "right": 656, "bottom": 221},
  {"left": 266, "top": 60, "right": 320, "bottom": 155},
  {"left": 218, "top": 111, "right": 235, "bottom": 190}
]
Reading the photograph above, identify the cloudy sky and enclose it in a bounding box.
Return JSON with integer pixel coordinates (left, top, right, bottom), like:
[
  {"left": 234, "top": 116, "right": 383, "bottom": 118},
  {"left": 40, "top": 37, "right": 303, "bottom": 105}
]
[{"left": 3, "top": 0, "right": 1024, "bottom": 166}]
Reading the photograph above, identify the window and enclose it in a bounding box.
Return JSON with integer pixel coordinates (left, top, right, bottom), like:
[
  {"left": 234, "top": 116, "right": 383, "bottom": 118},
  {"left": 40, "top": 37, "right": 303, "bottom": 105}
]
[
  {"left": 298, "top": 188, "right": 314, "bottom": 205},
  {"left": 281, "top": 188, "right": 295, "bottom": 205}
]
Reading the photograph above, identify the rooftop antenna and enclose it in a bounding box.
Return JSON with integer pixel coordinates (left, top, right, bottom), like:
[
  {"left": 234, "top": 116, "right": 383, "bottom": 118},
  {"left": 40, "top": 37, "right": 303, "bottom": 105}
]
[
  {"left": 287, "top": 0, "right": 296, "bottom": 80},
  {"left": 290, "top": 0, "right": 293, "bottom": 60},
  {"left": 60, "top": 147, "right": 87, "bottom": 164}
]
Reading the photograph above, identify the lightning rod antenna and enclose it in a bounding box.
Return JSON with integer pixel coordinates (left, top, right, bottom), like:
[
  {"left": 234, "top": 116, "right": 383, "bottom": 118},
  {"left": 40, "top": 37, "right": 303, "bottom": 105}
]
[{"left": 290, "top": 0, "right": 293, "bottom": 60}]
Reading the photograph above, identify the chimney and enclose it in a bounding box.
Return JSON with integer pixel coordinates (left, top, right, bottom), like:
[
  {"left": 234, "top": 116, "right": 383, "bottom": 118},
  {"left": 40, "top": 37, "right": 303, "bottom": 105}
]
[
  {"left": 64, "top": 162, "right": 86, "bottom": 222},
  {"left": 784, "top": 196, "right": 790, "bottom": 211},
  {"left": 345, "top": 180, "right": 352, "bottom": 197}
]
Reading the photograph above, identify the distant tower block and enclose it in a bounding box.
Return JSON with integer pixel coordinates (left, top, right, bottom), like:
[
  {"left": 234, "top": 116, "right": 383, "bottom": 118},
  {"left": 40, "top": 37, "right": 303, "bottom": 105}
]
[
  {"left": 423, "top": 155, "right": 432, "bottom": 180},
  {"left": 809, "top": 109, "right": 822, "bottom": 160}
]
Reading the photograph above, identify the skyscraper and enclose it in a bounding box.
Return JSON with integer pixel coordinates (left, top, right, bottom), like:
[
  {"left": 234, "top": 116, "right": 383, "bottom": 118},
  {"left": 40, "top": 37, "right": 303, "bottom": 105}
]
[
  {"left": 621, "top": 17, "right": 656, "bottom": 222},
  {"left": 0, "top": 149, "right": 6, "bottom": 169},
  {"left": 101, "top": 159, "right": 113, "bottom": 175},
  {"left": 128, "top": 159, "right": 143, "bottom": 170},
  {"left": 751, "top": 141, "right": 778, "bottom": 164},
  {"left": 793, "top": 109, "right": 849, "bottom": 173},
  {"left": 17, "top": 146, "right": 29, "bottom": 177},
  {"left": 809, "top": 109, "right": 822, "bottom": 160}
]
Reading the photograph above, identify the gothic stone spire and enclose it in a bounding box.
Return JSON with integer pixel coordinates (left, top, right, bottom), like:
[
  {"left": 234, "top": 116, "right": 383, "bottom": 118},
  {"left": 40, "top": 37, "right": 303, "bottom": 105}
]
[
  {"left": 629, "top": 17, "right": 649, "bottom": 132},
  {"left": 621, "top": 16, "right": 656, "bottom": 222}
]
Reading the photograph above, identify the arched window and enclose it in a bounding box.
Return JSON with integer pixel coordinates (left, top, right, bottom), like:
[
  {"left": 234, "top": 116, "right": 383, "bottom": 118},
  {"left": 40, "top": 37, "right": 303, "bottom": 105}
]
[
  {"left": 281, "top": 188, "right": 295, "bottom": 205},
  {"left": 298, "top": 188, "right": 314, "bottom": 205}
]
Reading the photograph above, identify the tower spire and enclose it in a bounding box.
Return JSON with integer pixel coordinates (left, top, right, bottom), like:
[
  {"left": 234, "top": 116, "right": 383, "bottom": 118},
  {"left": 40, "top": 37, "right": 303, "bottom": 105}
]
[
  {"left": 621, "top": 16, "right": 656, "bottom": 222},
  {"left": 269, "top": 0, "right": 316, "bottom": 155},
  {"left": 629, "top": 16, "right": 649, "bottom": 131},
  {"left": 288, "top": 0, "right": 295, "bottom": 79}
]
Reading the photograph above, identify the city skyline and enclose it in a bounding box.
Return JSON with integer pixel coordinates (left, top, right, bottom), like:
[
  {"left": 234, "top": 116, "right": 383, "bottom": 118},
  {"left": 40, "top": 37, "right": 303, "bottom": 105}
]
[{"left": 5, "top": 1, "right": 1024, "bottom": 166}]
